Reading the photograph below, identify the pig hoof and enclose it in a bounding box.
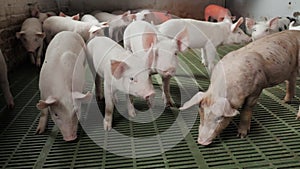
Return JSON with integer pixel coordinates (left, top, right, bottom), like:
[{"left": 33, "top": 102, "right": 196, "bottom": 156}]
[
  {"left": 103, "top": 120, "right": 112, "bottom": 131},
  {"left": 237, "top": 129, "right": 248, "bottom": 139},
  {"left": 296, "top": 115, "right": 300, "bottom": 120},
  {"left": 36, "top": 127, "right": 45, "bottom": 135}
]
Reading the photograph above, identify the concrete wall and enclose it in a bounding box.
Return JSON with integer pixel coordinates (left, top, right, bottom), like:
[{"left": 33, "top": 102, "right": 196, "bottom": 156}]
[
  {"left": 0, "top": 0, "right": 224, "bottom": 71},
  {"left": 226, "top": 0, "right": 300, "bottom": 21}
]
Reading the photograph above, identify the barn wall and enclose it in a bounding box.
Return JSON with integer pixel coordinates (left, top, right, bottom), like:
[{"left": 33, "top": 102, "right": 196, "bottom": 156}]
[
  {"left": 226, "top": 0, "right": 300, "bottom": 21},
  {"left": 0, "top": 0, "right": 224, "bottom": 71}
]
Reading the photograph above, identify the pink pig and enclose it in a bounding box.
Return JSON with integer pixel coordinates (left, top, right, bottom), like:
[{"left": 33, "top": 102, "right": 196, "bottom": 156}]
[{"left": 204, "top": 4, "right": 235, "bottom": 22}]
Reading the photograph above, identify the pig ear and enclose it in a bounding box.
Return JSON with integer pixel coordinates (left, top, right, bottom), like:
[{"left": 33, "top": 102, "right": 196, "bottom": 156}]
[
  {"left": 99, "top": 22, "right": 109, "bottom": 28},
  {"left": 145, "top": 43, "right": 155, "bottom": 68},
  {"left": 268, "top": 17, "right": 279, "bottom": 30},
  {"left": 89, "top": 25, "right": 101, "bottom": 34},
  {"left": 73, "top": 91, "right": 93, "bottom": 103},
  {"left": 36, "top": 96, "right": 57, "bottom": 110},
  {"left": 36, "top": 32, "right": 46, "bottom": 39},
  {"left": 231, "top": 17, "right": 244, "bottom": 32},
  {"left": 16, "top": 31, "right": 25, "bottom": 39},
  {"left": 142, "top": 28, "right": 157, "bottom": 51},
  {"left": 59, "top": 12, "right": 66, "bottom": 17},
  {"left": 245, "top": 18, "right": 255, "bottom": 30},
  {"left": 72, "top": 14, "right": 80, "bottom": 20},
  {"left": 111, "top": 60, "right": 129, "bottom": 79},
  {"left": 174, "top": 26, "right": 189, "bottom": 52},
  {"left": 179, "top": 92, "right": 205, "bottom": 110},
  {"left": 211, "top": 97, "right": 239, "bottom": 117}
]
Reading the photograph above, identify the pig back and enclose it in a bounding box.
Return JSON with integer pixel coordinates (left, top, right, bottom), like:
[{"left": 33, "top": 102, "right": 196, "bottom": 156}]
[
  {"left": 87, "top": 36, "right": 127, "bottom": 77},
  {"left": 39, "top": 31, "right": 86, "bottom": 96},
  {"left": 241, "top": 30, "right": 300, "bottom": 85}
]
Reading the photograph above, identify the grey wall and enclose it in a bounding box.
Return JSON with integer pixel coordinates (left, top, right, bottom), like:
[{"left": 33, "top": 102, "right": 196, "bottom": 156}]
[{"left": 226, "top": 0, "right": 300, "bottom": 21}]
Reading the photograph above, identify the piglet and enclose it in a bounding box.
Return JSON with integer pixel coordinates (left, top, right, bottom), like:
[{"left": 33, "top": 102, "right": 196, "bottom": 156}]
[
  {"left": 0, "top": 49, "right": 14, "bottom": 109},
  {"left": 157, "top": 17, "right": 251, "bottom": 74},
  {"left": 36, "top": 31, "right": 92, "bottom": 141},
  {"left": 43, "top": 16, "right": 108, "bottom": 43},
  {"left": 87, "top": 36, "right": 155, "bottom": 130},
  {"left": 246, "top": 17, "right": 292, "bottom": 41},
  {"left": 124, "top": 20, "right": 188, "bottom": 107},
  {"left": 16, "top": 18, "right": 45, "bottom": 68},
  {"left": 180, "top": 30, "right": 300, "bottom": 145},
  {"left": 204, "top": 4, "right": 235, "bottom": 22}
]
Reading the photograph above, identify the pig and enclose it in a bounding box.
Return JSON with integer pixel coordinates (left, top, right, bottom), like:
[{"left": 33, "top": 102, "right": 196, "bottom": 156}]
[
  {"left": 180, "top": 30, "right": 300, "bottom": 145},
  {"left": 135, "top": 10, "right": 174, "bottom": 25},
  {"left": 92, "top": 11, "right": 136, "bottom": 42},
  {"left": 36, "top": 31, "right": 92, "bottom": 141},
  {"left": 289, "top": 21, "right": 300, "bottom": 30},
  {"left": 204, "top": 4, "right": 235, "bottom": 22},
  {"left": 123, "top": 20, "right": 188, "bottom": 107},
  {"left": 245, "top": 17, "right": 292, "bottom": 41},
  {"left": 157, "top": 17, "right": 251, "bottom": 74},
  {"left": 0, "top": 49, "right": 14, "bottom": 109},
  {"left": 29, "top": 3, "right": 56, "bottom": 24},
  {"left": 59, "top": 12, "right": 80, "bottom": 20},
  {"left": 16, "top": 18, "right": 45, "bottom": 67},
  {"left": 86, "top": 36, "right": 155, "bottom": 130},
  {"left": 43, "top": 16, "right": 108, "bottom": 43},
  {"left": 81, "top": 14, "right": 100, "bottom": 25}
]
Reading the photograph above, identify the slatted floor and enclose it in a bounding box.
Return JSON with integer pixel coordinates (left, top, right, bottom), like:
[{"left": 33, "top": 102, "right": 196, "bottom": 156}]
[{"left": 1, "top": 44, "right": 300, "bottom": 169}]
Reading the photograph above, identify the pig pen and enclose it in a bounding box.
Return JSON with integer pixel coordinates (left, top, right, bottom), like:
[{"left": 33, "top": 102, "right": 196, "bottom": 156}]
[
  {"left": 1, "top": 0, "right": 300, "bottom": 169},
  {"left": 1, "top": 43, "right": 300, "bottom": 168}
]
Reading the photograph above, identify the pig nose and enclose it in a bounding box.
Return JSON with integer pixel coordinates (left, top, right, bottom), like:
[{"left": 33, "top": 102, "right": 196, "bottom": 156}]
[
  {"left": 63, "top": 133, "right": 77, "bottom": 142},
  {"left": 198, "top": 137, "right": 212, "bottom": 146}
]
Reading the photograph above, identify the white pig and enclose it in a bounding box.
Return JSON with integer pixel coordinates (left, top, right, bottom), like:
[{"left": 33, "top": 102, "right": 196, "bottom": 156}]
[
  {"left": 43, "top": 16, "right": 108, "bottom": 43},
  {"left": 87, "top": 36, "right": 155, "bottom": 131},
  {"left": 123, "top": 20, "right": 188, "bottom": 107},
  {"left": 0, "top": 49, "right": 14, "bottom": 109},
  {"left": 81, "top": 14, "right": 100, "bottom": 25},
  {"left": 157, "top": 17, "right": 251, "bottom": 74},
  {"left": 36, "top": 31, "right": 92, "bottom": 141},
  {"left": 29, "top": 3, "right": 56, "bottom": 24},
  {"left": 135, "top": 10, "right": 174, "bottom": 25},
  {"left": 245, "top": 17, "right": 292, "bottom": 41},
  {"left": 180, "top": 30, "right": 300, "bottom": 145},
  {"left": 92, "top": 11, "right": 136, "bottom": 42},
  {"left": 16, "top": 18, "right": 45, "bottom": 67}
]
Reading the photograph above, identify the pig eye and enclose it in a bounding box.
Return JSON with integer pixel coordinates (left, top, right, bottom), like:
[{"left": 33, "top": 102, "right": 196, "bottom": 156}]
[
  {"left": 174, "top": 52, "right": 178, "bottom": 56},
  {"left": 265, "top": 29, "right": 269, "bottom": 32},
  {"left": 129, "top": 77, "right": 134, "bottom": 81}
]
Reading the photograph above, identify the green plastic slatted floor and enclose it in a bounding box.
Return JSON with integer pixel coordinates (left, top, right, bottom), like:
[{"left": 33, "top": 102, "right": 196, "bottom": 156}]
[{"left": 1, "top": 44, "right": 300, "bottom": 169}]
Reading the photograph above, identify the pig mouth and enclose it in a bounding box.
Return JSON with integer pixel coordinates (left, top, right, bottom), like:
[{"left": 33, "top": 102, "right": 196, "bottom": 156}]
[
  {"left": 63, "top": 135, "right": 77, "bottom": 142},
  {"left": 198, "top": 137, "right": 213, "bottom": 146}
]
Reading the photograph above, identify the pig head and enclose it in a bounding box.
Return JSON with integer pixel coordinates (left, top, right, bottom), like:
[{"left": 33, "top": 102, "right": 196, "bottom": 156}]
[{"left": 16, "top": 18, "right": 45, "bottom": 67}]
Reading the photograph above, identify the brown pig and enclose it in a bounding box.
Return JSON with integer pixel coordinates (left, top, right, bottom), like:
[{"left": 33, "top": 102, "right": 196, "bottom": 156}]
[{"left": 180, "top": 30, "right": 300, "bottom": 145}]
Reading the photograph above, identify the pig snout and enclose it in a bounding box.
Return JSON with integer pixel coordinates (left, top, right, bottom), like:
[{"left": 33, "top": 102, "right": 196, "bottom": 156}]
[
  {"left": 63, "top": 132, "right": 77, "bottom": 142},
  {"left": 198, "top": 137, "right": 212, "bottom": 146}
]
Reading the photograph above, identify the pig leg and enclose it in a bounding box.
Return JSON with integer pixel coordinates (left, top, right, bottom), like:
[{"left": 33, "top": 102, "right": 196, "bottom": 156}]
[
  {"left": 95, "top": 74, "right": 104, "bottom": 101},
  {"left": 283, "top": 72, "right": 297, "bottom": 103},
  {"left": 297, "top": 105, "right": 300, "bottom": 120},
  {"left": 36, "top": 108, "right": 49, "bottom": 134},
  {"left": 127, "top": 94, "right": 136, "bottom": 117},
  {"left": 237, "top": 96, "right": 259, "bottom": 138},
  {"left": 36, "top": 42, "right": 44, "bottom": 68},
  {"left": 0, "top": 79, "right": 14, "bottom": 109},
  {"left": 204, "top": 43, "right": 217, "bottom": 75},
  {"left": 103, "top": 82, "right": 114, "bottom": 131},
  {"left": 162, "top": 75, "right": 175, "bottom": 107}
]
